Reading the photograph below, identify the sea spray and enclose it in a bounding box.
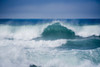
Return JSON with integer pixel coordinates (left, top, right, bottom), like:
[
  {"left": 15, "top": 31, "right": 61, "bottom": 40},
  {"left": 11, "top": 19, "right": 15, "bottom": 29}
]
[{"left": 0, "top": 19, "right": 100, "bottom": 67}]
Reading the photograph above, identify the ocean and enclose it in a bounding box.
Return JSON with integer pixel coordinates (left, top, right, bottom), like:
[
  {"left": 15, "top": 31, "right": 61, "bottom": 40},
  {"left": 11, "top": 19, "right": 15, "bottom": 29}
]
[{"left": 0, "top": 19, "right": 100, "bottom": 67}]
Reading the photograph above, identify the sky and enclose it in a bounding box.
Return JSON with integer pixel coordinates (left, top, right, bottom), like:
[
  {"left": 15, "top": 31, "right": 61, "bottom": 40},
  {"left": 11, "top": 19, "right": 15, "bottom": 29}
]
[{"left": 0, "top": 0, "right": 100, "bottom": 19}]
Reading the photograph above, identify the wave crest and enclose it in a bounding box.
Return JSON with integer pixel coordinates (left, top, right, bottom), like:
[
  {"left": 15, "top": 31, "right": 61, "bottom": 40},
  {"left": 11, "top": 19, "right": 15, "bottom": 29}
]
[{"left": 42, "top": 23, "right": 76, "bottom": 39}]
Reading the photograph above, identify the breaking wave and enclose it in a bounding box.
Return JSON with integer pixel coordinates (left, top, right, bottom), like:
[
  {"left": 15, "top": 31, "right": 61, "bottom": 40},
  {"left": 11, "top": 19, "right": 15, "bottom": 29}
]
[
  {"left": 42, "top": 23, "right": 76, "bottom": 39},
  {"left": 0, "top": 20, "right": 100, "bottom": 67},
  {"left": 0, "top": 21, "right": 100, "bottom": 40}
]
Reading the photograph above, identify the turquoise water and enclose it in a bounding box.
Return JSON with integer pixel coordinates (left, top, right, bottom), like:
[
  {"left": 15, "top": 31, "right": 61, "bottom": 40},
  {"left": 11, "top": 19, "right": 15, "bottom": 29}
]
[{"left": 0, "top": 19, "right": 100, "bottom": 67}]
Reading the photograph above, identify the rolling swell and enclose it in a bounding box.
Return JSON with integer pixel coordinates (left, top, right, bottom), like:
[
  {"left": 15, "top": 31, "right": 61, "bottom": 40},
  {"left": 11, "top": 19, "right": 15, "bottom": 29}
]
[
  {"left": 59, "top": 38, "right": 100, "bottom": 50},
  {"left": 42, "top": 23, "right": 76, "bottom": 39}
]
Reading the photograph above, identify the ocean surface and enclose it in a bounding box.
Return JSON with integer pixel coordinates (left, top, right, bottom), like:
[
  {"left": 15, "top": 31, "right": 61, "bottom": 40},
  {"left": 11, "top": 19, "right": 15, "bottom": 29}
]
[{"left": 0, "top": 19, "right": 100, "bottom": 67}]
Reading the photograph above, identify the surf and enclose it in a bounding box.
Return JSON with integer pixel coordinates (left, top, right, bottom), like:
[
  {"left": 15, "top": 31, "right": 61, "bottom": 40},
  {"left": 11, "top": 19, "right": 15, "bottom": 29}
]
[{"left": 0, "top": 19, "right": 100, "bottom": 67}]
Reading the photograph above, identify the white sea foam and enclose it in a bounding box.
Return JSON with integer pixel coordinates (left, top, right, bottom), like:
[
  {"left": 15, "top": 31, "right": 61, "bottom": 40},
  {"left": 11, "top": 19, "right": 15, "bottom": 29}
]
[
  {"left": 0, "top": 23, "right": 49, "bottom": 40},
  {"left": 0, "top": 21, "right": 100, "bottom": 67},
  {"left": 0, "top": 39, "right": 100, "bottom": 67}
]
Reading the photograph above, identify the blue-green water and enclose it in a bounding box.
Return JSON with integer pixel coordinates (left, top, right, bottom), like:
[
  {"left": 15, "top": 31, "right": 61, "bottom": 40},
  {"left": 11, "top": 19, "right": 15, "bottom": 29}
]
[{"left": 0, "top": 19, "right": 100, "bottom": 67}]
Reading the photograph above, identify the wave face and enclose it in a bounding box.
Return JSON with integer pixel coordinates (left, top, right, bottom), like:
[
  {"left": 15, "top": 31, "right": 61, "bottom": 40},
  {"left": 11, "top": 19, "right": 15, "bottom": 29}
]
[
  {"left": 0, "top": 19, "right": 100, "bottom": 67},
  {"left": 42, "top": 23, "right": 76, "bottom": 39}
]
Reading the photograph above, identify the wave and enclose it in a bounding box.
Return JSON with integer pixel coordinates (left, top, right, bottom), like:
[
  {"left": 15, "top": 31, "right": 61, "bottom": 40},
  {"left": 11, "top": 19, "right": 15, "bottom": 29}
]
[
  {"left": 59, "top": 38, "right": 100, "bottom": 50},
  {"left": 0, "top": 21, "right": 100, "bottom": 40},
  {"left": 40, "top": 22, "right": 100, "bottom": 40},
  {"left": 42, "top": 23, "right": 76, "bottom": 39},
  {"left": 0, "top": 20, "right": 100, "bottom": 67}
]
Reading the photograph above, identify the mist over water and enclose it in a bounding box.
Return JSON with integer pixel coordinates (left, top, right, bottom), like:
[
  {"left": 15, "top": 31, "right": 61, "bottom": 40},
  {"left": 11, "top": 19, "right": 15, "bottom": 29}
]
[{"left": 0, "top": 19, "right": 100, "bottom": 67}]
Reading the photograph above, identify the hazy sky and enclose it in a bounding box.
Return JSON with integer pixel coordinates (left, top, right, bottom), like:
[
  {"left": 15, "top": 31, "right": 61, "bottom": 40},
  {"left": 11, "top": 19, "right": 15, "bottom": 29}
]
[{"left": 0, "top": 0, "right": 100, "bottom": 18}]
